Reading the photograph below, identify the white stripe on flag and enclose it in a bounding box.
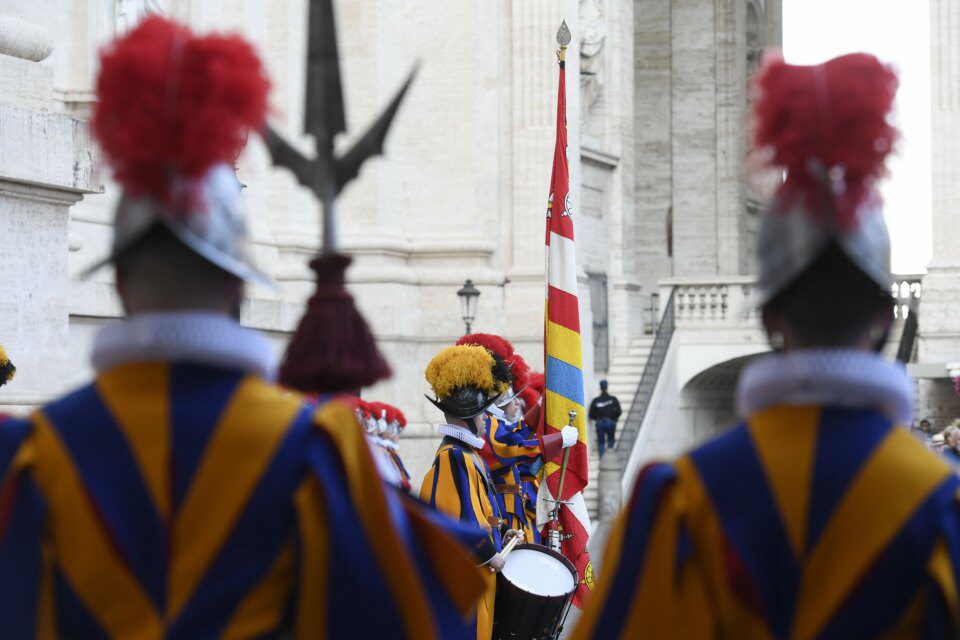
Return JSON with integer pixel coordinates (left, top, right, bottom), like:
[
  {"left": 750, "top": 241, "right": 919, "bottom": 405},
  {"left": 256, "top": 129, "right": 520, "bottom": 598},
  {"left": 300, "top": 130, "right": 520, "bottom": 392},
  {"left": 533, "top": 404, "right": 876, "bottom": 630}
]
[
  {"left": 548, "top": 231, "right": 578, "bottom": 296},
  {"left": 536, "top": 482, "right": 593, "bottom": 533}
]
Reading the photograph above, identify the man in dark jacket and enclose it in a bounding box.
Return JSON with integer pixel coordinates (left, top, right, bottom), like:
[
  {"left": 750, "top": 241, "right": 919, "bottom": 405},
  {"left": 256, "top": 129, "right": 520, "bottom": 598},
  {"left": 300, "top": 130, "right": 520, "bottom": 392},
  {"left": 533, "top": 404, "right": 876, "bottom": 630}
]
[{"left": 588, "top": 379, "right": 621, "bottom": 457}]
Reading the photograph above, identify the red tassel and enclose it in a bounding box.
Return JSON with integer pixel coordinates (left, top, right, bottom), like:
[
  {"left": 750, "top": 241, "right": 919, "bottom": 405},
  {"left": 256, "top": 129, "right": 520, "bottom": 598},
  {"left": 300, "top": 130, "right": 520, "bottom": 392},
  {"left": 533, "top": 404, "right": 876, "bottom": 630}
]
[
  {"left": 752, "top": 52, "right": 898, "bottom": 229},
  {"left": 279, "top": 254, "right": 392, "bottom": 395}
]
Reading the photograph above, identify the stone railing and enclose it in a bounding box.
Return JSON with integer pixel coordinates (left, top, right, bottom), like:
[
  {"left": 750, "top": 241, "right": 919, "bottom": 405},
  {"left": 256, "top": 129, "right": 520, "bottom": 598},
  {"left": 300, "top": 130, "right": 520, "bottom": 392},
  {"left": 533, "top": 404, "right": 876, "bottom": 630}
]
[
  {"left": 892, "top": 275, "right": 923, "bottom": 320},
  {"left": 658, "top": 276, "right": 758, "bottom": 327},
  {"left": 658, "top": 274, "right": 923, "bottom": 329}
]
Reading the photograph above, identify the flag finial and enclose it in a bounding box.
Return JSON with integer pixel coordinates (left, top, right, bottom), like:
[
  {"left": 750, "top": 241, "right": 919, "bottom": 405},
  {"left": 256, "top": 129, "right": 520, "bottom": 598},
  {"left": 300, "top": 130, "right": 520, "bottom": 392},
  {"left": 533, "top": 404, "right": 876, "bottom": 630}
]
[
  {"left": 557, "top": 20, "right": 571, "bottom": 46},
  {"left": 557, "top": 20, "right": 571, "bottom": 63}
]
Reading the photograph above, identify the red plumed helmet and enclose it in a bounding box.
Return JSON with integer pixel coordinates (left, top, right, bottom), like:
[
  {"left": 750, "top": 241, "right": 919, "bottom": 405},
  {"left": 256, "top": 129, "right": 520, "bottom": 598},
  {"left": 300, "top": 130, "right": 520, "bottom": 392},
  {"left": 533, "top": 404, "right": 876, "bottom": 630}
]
[
  {"left": 752, "top": 52, "right": 898, "bottom": 230},
  {"left": 457, "top": 333, "right": 515, "bottom": 361},
  {"left": 367, "top": 401, "right": 387, "bottom": 419},
  {"left": 510, "top": 354, "right": 531, "bottom": 391},
  {"left": 518, "top": 386, "right": 539, "bottom": 412},
  {"left": 92, "top": 16, "right": 270, "bottom": 201},
  {"left": 527, "top": 372, "right": 545, "bottom": 397}
]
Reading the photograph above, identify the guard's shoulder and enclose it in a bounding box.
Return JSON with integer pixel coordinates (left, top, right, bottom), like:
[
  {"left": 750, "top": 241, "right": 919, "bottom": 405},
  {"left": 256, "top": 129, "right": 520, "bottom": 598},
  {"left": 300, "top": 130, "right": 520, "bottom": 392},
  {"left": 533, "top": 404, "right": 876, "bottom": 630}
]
[
  {"left": 37, "top": 381, "right": 100, "bottom": 420},
  {"left": 309, "top": 395, "right": 362, "bottom": 435},
  {"left": 0, "top": 415, "right": 35, "bottom": 473},
  {"left": 683, "top": 420, "right": 750, "bottom": 463},
  {"left": 439, "top": 444, "right": 467, "bottom": 462}
]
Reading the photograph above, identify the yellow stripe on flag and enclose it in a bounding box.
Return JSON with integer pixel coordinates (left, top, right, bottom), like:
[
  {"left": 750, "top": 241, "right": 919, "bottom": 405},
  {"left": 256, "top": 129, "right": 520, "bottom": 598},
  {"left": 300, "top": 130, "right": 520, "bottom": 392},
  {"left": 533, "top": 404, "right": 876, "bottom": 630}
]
[
  {"left": 546, "top": 321, "right": 583, "bottom": 370},
  {"left": 543, "top": 389, "right": 586, "bottom": 477}
]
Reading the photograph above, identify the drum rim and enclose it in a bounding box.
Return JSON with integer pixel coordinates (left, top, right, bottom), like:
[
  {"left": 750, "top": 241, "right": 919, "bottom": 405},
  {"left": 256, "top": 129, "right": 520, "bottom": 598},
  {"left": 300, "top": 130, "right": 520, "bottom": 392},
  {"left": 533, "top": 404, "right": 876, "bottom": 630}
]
[{"left": 499, "top": 542, "right": 578, "bottom": 600}]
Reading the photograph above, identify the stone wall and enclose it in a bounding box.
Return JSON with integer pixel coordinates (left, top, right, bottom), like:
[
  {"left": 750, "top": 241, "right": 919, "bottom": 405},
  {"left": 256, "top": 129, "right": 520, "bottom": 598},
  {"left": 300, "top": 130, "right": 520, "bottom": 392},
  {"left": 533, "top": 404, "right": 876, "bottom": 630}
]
[
  {"left": 918, "top": 0, "right": 960, "bottom": 423},
  {"left": 0, "top": 0, "right": 639, "bottom": 484}
]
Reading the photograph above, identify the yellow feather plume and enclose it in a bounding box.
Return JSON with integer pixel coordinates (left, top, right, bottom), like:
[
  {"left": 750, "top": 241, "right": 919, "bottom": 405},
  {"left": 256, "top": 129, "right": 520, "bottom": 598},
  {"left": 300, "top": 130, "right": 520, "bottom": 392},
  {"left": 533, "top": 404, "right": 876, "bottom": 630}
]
[
  {"left": 425, "top": 344, "right": 497, "bottom": 399},
  {"left": 0, "top": 343, "right": 14, "bottom": 385}
]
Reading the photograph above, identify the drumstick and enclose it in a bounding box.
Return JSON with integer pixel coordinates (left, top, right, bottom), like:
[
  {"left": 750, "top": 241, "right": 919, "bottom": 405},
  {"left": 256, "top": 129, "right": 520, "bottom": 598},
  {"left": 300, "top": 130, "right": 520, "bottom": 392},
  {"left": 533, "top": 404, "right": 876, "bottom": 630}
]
[{"left": 500, "top": 535, "right": 521, "bottom": 559}]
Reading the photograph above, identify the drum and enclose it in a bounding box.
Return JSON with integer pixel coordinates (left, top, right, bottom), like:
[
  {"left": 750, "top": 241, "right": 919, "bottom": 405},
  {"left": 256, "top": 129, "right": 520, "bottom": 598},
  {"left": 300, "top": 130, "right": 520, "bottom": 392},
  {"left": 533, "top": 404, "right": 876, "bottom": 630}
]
[{"left": 492, "top": 543, "right": 578, "bottom": 640}]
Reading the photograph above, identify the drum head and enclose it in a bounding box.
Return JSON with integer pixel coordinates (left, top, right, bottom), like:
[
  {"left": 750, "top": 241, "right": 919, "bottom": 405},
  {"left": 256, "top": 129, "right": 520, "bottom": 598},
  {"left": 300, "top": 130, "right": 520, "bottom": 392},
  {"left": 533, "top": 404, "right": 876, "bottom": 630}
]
[{"left": 501, "top": 544, "right": 577, "bottom": 598}]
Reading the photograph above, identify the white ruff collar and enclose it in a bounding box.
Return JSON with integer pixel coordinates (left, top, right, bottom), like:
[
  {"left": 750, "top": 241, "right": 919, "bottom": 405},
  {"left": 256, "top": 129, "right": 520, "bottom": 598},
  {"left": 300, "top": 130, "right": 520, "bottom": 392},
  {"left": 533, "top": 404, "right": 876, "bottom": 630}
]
[
  {"left": 438, "top": 423, "right": 485, "bottom": 449},
  {"left": 381, "top": 440, "right": 398, "bottom": 450},
  {"left": 92, "top": 312, "right": 276, "bottom": 379},
  {"left": 736, "top": 349, "right": 914, "bottom": 425}
]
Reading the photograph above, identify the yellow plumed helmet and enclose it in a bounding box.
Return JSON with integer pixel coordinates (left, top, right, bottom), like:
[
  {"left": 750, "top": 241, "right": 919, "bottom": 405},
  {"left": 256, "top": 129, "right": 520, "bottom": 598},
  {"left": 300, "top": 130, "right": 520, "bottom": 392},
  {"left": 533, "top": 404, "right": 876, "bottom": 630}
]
[
  {"left": 424, "top": 345, "right": 503, "bottom": 419},
  {"left": 425, "top": 345, "right": 496, "bottom": 399},
  {"left": 0, "top": 344, "right": 15, "bottom": 387}
]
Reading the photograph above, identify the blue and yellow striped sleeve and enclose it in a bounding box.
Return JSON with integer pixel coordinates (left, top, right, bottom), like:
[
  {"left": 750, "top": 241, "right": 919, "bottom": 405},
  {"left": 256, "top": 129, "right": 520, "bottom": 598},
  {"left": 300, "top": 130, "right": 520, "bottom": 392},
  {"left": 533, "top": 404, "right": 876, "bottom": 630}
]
[
  {"left": 0, "top": 419, "right": 50, "bottom": 640},
  {"left": 486, "top": 417, "right": 542, "bottom": 471},
  {"left": 297, "top": 400, "right": 483, "bottom": 639},
  {"left": 572, "top": 462, "right": 714, "bottom": 639}
]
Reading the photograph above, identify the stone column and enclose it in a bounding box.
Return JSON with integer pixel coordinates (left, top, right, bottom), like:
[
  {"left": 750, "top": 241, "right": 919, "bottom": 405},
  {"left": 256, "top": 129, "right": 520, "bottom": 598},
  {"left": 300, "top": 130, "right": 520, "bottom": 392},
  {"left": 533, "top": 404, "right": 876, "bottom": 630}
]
[
  {"left": 918, "top": 0, "right": 960, "bottom": 425},
  {"left": 0, "top": 13, "right": 100, "bottom": 413}
]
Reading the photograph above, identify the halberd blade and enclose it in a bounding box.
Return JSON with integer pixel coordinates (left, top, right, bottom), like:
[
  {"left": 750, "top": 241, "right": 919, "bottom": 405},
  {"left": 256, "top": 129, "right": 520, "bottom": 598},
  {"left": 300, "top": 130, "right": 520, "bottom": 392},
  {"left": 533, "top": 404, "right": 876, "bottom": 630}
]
[
  {"left": 263, "top": 125, "right": 321, "bottom": 196},
  {"left": 305, "top": 0, "right": 346, "bottom": 155},
  {"left": 333, "top": 64, "right": 419, "bottom": 193}
]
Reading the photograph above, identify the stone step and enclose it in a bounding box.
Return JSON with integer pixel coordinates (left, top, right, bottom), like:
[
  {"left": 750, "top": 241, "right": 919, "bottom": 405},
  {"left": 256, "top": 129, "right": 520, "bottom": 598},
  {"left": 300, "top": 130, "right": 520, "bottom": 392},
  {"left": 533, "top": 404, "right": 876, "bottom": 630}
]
[{"left": 611, "top": 353, "right": 649, "bottom": 365}]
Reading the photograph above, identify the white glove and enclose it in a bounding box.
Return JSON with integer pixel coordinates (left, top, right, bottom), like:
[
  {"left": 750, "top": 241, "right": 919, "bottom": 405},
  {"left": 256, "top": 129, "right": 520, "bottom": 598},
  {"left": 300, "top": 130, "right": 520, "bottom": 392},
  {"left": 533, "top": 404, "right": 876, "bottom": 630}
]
[{"left": 560, "top": 426, "right": 578, "bottom": 448}]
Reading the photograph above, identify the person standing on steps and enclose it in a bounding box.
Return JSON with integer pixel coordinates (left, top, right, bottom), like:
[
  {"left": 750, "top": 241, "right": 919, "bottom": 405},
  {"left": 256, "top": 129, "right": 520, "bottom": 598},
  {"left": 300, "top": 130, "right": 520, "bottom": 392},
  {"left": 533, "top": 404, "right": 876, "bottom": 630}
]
[{"left": 588, "top": 379, "right": 621, "bottom": 458}]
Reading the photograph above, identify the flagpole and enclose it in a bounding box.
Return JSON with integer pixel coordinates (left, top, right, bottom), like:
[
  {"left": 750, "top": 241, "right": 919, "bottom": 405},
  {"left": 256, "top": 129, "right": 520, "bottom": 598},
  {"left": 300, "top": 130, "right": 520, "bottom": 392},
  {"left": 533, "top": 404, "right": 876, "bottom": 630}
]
[{"left": 543, "top": 18, "right": 575, "bottom": 557}]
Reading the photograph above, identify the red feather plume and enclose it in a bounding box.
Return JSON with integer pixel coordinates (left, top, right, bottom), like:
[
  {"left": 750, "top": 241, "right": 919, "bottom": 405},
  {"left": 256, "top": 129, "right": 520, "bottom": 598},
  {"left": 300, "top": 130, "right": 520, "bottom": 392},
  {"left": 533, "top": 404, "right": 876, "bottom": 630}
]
[
  {"left": 510, "top": 354, "right": 531, "bottom": 391},
  {"left": 457, "top": 333, "right": 515, "bottom": 360},
  {"left": 518, "top": 386, "right": 539, "bottom": 412},
  {"left": 752, "top": 52, "right": 898, "bottom": 230},
  {"left": 527, "top": 372, "right": 545, "bottom": 397},
  {"left": 456, "top": 333, "right": 529, "bottom": 388},
  {"left": 367, "top": 401, "right": 387, "bottom": 420},
  {"left": 92, "top": 16, "right": 269, "bottom": 200}
]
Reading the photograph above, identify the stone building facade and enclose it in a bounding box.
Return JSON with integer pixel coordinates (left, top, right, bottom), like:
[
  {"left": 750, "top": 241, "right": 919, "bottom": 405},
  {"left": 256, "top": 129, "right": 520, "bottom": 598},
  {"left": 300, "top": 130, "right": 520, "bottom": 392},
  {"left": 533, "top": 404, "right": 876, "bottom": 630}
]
[{"left": 0, "top": 0, "right": 780, "bottom": 481}]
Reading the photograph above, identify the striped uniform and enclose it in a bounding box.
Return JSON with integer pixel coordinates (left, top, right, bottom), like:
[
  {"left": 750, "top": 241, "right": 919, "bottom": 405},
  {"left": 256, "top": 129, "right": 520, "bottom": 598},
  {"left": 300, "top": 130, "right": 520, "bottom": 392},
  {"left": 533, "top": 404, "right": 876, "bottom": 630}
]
[
  {"left": 381, "top": 442, "right": 412, "bottom": 493},
  {"left": 421, "top": 436, "right": 506, "bottom": 640},
  {"left": 0, "top": 363, "right": 483, "bottom": 639},
  {"left": 513, "top": 419, "right": 542, "bottom": 544},
  {"left": 483, "top": 415, "right": 541, "bottom": 544},
  {"left": 574, "top": 405, "right": 960, "bottom": 639}
]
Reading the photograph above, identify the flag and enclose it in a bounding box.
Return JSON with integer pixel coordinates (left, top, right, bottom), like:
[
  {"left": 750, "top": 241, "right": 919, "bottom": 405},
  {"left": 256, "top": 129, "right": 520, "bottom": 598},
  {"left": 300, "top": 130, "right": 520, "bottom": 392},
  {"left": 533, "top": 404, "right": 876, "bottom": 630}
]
[{"left": 536, "top": 41, "right": 595, "bottom": 608}]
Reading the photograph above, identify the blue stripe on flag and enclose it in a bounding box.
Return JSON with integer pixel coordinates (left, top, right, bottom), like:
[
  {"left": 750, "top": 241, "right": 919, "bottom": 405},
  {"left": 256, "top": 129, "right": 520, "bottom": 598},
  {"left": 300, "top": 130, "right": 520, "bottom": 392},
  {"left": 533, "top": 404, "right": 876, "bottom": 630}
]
[{"left": 546, "top": 355, "right": 584, "bottom": 405}]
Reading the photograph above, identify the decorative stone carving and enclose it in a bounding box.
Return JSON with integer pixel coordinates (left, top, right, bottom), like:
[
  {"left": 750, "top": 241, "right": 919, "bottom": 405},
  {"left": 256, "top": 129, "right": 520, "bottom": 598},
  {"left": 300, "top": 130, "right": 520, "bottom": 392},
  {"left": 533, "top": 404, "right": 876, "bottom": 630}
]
[
  {"left": 746, "top": 1, "right": 765, "bottom": 76},
  {"left": 115, "top": 0, "right": 168, "bottom": 35},
  {"left": 0, "top": 15, "right": 53, "bottom": 62},
  {"left": 579, "top": 0, "right": 606, "bottom": 137}
]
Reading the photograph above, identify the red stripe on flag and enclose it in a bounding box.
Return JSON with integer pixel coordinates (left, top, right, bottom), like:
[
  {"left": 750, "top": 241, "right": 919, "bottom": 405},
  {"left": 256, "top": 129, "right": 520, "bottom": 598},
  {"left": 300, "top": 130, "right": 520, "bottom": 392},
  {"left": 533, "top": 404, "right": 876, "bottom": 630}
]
[
  {"left": 563, "top": 512, "right": 594, "bottom": 608},
  {"left": 547, "top": 286, "right": 581, "bottom": 333},
  {"left": 545, "top": 439, "right": 588, "bottom": 498}
]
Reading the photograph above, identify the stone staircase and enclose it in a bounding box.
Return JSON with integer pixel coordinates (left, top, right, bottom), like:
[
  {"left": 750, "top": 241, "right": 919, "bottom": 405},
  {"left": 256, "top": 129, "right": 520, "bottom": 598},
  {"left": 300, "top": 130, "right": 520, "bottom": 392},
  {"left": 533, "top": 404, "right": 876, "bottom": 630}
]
[{"left": 582, "top": 335, "right": 656, "bottom": 521}]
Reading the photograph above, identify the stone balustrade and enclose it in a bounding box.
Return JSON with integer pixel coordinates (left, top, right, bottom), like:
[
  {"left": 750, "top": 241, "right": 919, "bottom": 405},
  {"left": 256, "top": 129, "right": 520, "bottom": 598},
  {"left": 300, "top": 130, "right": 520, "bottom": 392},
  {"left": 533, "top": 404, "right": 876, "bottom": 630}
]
[{"left": 658, "top": 274, "right": 923, "bottom": 329}]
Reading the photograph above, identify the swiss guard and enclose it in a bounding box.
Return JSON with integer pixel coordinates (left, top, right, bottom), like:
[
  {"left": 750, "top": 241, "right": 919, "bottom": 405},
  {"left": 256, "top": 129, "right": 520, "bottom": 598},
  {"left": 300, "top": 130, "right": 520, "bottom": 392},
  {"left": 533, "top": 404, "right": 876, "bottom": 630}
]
[
  {"left": 420, "top": 344, "right": 524, "bottom": 640},
  {"left": 457, "top": 334, "right": 576, "bottom": 545},
  {"left": 0, "top": 17, "right": 482, "bottom": 638},
  {"left": 381, "top": 403, "right": 413, "bottom": 492},
  {"left": 575, "top": 53, "right": 960, "bottom": 638}
]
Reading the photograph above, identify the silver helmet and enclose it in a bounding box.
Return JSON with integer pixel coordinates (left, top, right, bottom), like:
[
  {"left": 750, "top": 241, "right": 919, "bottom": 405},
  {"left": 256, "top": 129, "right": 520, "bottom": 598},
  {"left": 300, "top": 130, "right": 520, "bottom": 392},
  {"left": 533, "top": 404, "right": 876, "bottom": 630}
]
[{"left": 83, "top": 165, "right": 271, "bottom": 288}]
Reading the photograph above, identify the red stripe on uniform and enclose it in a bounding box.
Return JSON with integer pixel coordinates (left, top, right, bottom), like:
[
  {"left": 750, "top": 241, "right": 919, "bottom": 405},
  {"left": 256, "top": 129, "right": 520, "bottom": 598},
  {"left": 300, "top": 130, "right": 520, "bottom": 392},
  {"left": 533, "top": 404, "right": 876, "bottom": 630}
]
[{"left": 547, "top": 286, "right": 581, "bottom": 333}]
